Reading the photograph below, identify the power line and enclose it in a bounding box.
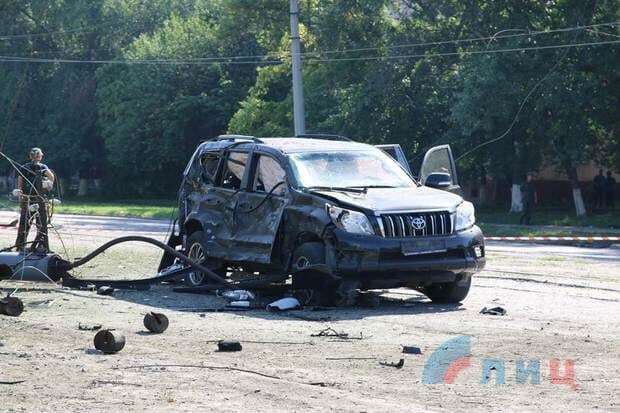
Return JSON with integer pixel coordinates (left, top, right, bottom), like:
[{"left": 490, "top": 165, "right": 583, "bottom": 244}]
[
  {"left": 454, "top": 30, "right": 581, "bottom": 162},
  {"left": 306, "top": 39, "right": 620, "bottom": 63},
  {"left": 0, "top": 39, "right": 618, "bottom": 66},
  {"left": 0, "top": 55, "right": 283, "bottom": 65},
  {"left": 1, "top": 20, "right": 617, "bottom": 62},
  {"left": 308, "top": 21, "right": 619, "bottom": 57}
]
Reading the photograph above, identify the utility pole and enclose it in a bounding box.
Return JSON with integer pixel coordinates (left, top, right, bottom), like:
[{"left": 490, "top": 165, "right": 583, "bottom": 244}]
[{"left": 289, "top": 0, "right": 306, "bottom": 136}]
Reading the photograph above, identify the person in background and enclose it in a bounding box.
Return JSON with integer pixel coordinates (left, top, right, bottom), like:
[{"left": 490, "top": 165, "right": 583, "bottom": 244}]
[
  {"left": 593, "top": 169, "right": 605, "bottom": 209},
  {"left": 520, "top": 173, "right": 537, "bottom": 225},
  {"left": 13, "top": 148, "right": 55, "bottom": 252},
  {"left": 604, "top": 171, "right": 616, "bottom": 209}
]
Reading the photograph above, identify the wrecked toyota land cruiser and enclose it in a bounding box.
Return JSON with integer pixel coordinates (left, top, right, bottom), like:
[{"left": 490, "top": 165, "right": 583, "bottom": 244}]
[{"left": 175, "top": 134, "right": 485, "bottom": 304}]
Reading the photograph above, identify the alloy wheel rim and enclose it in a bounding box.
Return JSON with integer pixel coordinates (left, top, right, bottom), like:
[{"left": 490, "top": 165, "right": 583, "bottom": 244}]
[{"left": 188, "top": 242, "right": 206, "bottom": 285}]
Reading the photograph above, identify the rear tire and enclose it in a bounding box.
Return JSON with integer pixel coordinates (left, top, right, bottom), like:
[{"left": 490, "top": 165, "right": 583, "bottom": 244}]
[
  {"left": 424, "top": 273, "right": 472, "bottom": 303},
  {"left": 184, "top": 231, "right": 225, "bottom": 287}
]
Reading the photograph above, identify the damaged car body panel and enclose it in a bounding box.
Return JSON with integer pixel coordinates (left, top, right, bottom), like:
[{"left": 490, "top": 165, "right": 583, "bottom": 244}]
[{"left": 176, "top": 135, "right": 485, "bottom": 303}]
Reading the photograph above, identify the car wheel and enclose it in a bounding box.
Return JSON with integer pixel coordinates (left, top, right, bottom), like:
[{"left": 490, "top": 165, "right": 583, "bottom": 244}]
[
  {"left": 424, "top": 273, "right": 472, "bottom": 303},
  {"left": 184, "top": 231, "right": 225, "bottom": 287},
  {"left": 292, "top": 242, "right": 325, "bottom": 271}
]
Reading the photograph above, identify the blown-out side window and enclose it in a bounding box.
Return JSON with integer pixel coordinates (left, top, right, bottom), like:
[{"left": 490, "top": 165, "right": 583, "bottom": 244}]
[
  {"left": 252, "top": 155, "right": 286, "bottom": 196},
  {"left": 220, "top": 151, "right": 249, "bottom": 190},
  {"left": 199, "top": 152, "right": 221, "bottom": 184}
]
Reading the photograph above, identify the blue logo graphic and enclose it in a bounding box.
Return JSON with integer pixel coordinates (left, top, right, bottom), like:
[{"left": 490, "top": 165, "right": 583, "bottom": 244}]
[{"left": 423, "top": 335, "right": 471, "bottom": 384}]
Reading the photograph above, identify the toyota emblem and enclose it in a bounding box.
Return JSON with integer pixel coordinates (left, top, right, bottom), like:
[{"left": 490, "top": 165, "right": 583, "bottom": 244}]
[{"left": 411, "top": 216, "right": 426, "bottom": 230}]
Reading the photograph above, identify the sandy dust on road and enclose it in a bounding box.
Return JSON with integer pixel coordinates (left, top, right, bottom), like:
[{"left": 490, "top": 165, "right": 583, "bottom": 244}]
[{"left": 0, "top": 225, "right": 619, "bottom": 412}]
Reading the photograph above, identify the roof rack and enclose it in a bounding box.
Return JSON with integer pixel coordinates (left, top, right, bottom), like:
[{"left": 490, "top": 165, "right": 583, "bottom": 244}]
[
  {"left": 296, "top": 133, "right": 352, "bottom": 142},
  {"left": 216, "top": 134, "right": 264, "bottom": 143}
]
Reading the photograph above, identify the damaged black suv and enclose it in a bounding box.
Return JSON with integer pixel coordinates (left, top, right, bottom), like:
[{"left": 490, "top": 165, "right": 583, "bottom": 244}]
[{"left": 176, "top": 134, "right": 485, "bottom": 304}]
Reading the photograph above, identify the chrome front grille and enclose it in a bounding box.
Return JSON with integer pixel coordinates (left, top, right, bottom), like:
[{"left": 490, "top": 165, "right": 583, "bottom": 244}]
[{"left": 380, "top": 211, "right": 453, "bottom": 237}]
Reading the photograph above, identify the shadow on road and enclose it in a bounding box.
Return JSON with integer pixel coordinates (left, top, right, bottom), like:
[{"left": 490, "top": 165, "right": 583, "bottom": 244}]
[{"left": 105, "top": 284, "right": 465, "bottom": 322}]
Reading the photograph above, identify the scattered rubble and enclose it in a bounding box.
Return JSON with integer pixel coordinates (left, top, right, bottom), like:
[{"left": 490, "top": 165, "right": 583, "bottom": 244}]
[
  {"left": 143, "top": 312, "right": 169, "bottom": 334},
  {"left": 402, "top": 346, "right": 422, "bottom": 355},
  {"left": 0, "top": 296, "right": 24, "bottom": 317},
  {"left": 78, "top": 323, "right": 102, "bottom": 331},
  {"left": 97, "top": 286, "right": 114, "bottom": 296},
  {"left": 379, "top": 358, "right": 405, "bottom": 369},
  {"left": 217, "top": 340, "right": 242, "bottom": 352},
  {"left": 480, "top": 306, "right": 507, "bottom": 316},
  {"left": 311, "top": 327, "right": 365, "bottom": 340},
  {"left": 267, "top": 297, "right": 301, "bottom": 311},
  {"left": 93, "top": 329, "right": 126, "bottom": 354}
]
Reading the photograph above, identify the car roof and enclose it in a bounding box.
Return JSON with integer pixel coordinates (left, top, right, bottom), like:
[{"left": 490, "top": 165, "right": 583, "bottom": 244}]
[{"left": 258, "top": 137, "right": 373, "bottom": 154}]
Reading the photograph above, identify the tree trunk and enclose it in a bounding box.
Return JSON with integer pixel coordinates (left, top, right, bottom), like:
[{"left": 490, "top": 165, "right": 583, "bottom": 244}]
[
  {"left": 77, "top": 178, "right": 88, "bottom": 197},
  {"left": 59, "top": 178, "right": 68, "bottom": 197},
  {"left": 565, "top": 165, "right": 586, "bottom": 216},
  {"left": 478, "top": 184, "right": 487, "bottom": 206},
  {"left": 510, "top": 184, "right": 523, "bottom": 213}
]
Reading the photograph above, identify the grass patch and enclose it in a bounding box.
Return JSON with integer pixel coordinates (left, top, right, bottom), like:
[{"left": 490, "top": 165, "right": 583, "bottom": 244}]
[{"left": 0, "top": 198, "right": 176, "bottom": 219}]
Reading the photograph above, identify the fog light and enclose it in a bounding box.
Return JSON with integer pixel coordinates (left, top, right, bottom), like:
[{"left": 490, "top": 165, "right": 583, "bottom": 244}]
[{"left": 473, "top": 245, "right": 484, "bottom": 258}]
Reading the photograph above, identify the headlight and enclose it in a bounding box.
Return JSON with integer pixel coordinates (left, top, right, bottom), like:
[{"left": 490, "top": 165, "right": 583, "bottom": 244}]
[
  {"left": 455, "top": 201, "right": 476, "bottom": 231},
  {"left": 326, "top": 204, "right": 374, "bottom": 235}
]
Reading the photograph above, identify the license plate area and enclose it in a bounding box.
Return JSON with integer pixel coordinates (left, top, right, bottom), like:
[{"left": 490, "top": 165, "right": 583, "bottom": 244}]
[{"left": 401, "top": 239, "right": 447, "bottom": 256}]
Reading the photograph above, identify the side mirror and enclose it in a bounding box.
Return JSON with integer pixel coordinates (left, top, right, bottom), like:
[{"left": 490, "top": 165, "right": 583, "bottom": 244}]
[{"left": 425, "top": 172, "right": 452, "bottom": 189}]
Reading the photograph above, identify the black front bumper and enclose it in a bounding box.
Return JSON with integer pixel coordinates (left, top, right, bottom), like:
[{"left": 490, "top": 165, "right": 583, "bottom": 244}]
[{"left": 328, "top": 225, "right": 485, "bottom": 280}]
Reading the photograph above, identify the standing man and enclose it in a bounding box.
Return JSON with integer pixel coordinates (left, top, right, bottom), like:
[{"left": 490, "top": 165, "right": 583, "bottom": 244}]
[
  {"left": 593, "top": 169, "right": 605, "bottom": 210},
  {"left": 604, "top": 171, "right": 616, "bottom": 209},
  {"left": 520, "top": 173, "right": 537, "bottom": 225},
  {"left": 13, "top": 148, "right": 55, "bottom": 252}
]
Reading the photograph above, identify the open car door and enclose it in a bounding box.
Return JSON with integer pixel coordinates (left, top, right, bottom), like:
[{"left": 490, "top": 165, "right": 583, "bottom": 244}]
[
  {"left": 375, "top": 144, "right": 413, "bottom": 175},
  {"left": 419, "top": 144, "right": 462, "bottom": 195}
]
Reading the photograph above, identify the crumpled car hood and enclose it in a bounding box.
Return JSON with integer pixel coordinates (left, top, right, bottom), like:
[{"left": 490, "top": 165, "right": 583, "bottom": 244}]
[{"left": 314, "top": 186, "right": 463, "bottom": 213}]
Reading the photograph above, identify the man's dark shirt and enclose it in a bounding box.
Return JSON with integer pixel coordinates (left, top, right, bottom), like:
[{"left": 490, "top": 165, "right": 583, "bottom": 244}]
[
  {"left": 522, "top": 182, "right": 536, "bottom": 208},
  {"left": 593, "top": 174, "right": 605, "bottom": 190},
  {"left": 605, "top": 176, "right": 617, "bottom": 193},
  {"left": 18, "top": 161, "right": 50, "bottom": 195}
]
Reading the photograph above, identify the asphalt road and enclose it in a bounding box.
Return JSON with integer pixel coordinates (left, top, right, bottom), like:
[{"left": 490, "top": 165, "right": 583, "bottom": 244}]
[{"left": 1, "top": 210, "right": 618, "bottom": 261}]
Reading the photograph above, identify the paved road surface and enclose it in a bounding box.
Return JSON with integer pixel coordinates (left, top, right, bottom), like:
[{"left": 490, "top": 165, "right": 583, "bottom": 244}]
[{"left": 1, "top": 210, "right": 618, "bottom": 261}]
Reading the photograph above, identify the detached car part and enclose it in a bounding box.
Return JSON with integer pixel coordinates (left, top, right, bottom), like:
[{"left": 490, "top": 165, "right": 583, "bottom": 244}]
[
  {"left": 0, "top": 296, "right": 24, "bottom": 317},
  {"left": 143, "top": 312, "right": 169, "bottom": 334},
  {"left": 94, "top": 329, "right": 126, "bottom": 354}
]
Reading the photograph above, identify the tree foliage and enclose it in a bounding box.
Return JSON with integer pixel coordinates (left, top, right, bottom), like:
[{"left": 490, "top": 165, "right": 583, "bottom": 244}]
[{"left": 0, "top": 0, "right": 617, "bottom": 200}]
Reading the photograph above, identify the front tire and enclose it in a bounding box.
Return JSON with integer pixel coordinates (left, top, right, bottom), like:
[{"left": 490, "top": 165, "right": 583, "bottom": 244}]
[{"left": 424, "top": 273, "right": 472, "bottom": 303}]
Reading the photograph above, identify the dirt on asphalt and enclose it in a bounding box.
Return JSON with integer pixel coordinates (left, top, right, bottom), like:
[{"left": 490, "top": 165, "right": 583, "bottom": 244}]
[{"left": 0, "top": 221, "right": 619, "bottom": 412}]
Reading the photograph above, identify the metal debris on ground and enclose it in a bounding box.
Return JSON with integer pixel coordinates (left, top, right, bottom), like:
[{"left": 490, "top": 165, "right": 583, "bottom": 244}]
[
  {"left": 93, "top": 329, "right": 126, "bottom": 354},
  {"left": 78, "top": 323, "right": 102, "bottom": 331},
  {"left": 0, "top": 296, "right": 24, "bottom": 317},
  {"left": 402, "top": 346, "right": 422, "bottom": 355},
  {"left": 143, "top": 312, "right": 169, "bottom": 334},
  {"left": 0, "top": 380, "right": 25, "bottom": 385},
  {"left": 220, "top": 290, "right": 255, "bottom": 301},
  {"left": 97, "top": 286, "right": 114, "bottom": 296},
  {"left": 267, "top": 297, "right": 301, "bottom": 311},
  {"left": 480, "top": 306, "right": 507, "bottom": 316},
  {"left": 227, "top": 301, "right": 251, "bottom": 308},
  {"left": 311, "top": 327, "right": 364, "bottom": 340},
  {"left": 217, "top": 340, "right": 242, "bottom": 352},
  {"left": 379, "top": 358, "right": 405, "bottom": 369}
]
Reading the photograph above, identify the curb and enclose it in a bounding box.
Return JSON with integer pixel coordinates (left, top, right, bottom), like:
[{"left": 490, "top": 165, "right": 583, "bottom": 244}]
[
  {"left": 486, "top": 236, "right": 619, "bottom": 241},
  {"left": 486, "top": 236, "right": 619, "bottom": 246}
]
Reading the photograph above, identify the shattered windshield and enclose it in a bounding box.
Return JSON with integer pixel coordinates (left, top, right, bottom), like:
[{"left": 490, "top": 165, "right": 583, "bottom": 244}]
[{"left": 289, "top": 150, "right": 416, "bottom": 189}]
